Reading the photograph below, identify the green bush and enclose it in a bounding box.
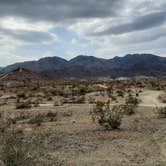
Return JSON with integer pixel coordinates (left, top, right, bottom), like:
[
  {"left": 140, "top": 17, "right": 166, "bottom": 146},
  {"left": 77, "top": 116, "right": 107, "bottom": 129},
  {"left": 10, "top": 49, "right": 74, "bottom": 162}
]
[
  {"left": 91, "top": 101, "right": 123, "bottom": 130},
  {"left": 123, "top": 96, "right": 139, "bottom": 115}
]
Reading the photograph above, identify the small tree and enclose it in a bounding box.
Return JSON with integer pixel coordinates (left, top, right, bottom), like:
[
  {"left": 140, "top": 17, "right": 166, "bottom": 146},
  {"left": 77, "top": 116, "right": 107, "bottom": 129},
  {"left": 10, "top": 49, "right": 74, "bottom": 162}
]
[{"left": 91, "top": 101, "right": 123, "bottom": 130}]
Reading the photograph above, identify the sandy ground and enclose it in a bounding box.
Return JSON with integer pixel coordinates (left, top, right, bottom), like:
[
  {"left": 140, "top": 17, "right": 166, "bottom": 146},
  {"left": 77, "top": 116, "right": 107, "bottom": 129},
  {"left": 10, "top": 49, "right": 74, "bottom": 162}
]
[
  {"left": 139, "top": 90, "right": 166, "bottom": 107},
  {"left": 38, "top": 90, "right": 166, "bottom": 165},
  {"left": 40, "top": 90, "right": 166, "bottom": 107},
  {"left": 0, "top": 90, "right": 166, "bottom": 165},
  {"left": 31, "top": 104, "right": 166, "bottom": 166}
]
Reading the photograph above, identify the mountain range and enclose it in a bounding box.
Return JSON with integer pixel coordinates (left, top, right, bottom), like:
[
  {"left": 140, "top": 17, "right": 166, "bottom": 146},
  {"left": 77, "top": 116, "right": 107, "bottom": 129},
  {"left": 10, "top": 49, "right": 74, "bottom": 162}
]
[{"left": 1, "top": 54, "right": 166, "bottom": 78}]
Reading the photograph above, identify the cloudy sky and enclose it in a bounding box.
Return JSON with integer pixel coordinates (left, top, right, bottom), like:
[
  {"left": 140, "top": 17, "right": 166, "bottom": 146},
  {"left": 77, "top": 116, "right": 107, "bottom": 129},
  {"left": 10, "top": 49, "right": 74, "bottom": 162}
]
[{"left": 0, "top": 0, "right": 166, "bottom": 66}]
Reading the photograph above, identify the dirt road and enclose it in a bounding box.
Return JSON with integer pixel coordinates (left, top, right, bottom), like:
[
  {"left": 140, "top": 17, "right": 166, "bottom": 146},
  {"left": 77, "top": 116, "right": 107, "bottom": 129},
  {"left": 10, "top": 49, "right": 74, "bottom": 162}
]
[{"left": 139, "top": 90, "right": 166, "bottom": 107}]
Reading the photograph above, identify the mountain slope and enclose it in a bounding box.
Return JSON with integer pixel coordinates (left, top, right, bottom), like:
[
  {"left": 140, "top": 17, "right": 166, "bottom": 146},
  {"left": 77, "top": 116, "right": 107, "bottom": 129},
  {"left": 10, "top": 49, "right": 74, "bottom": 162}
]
[
  {"left": 1, "top": 54, "right": 166, "bottom": 78},
  {"left": 1, "top": 56, "right": 68, "bottom": 77},
  {"left": 0, "top": 68, "right": 56, "bottom": 87}
]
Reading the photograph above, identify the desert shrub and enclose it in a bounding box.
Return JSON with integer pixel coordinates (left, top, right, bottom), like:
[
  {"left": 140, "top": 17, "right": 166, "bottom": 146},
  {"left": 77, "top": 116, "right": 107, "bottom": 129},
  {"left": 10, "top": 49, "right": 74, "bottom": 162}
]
[
  {"left": 47, "top": 87, "right": 67, "bottom": 97},
  {"left": 123, "top": 104, "right": 136, "bottom": 115},
  {"left": 158, "top": 94, "right": 166, "bottom": 103},
  {"left": 28, "top": 112, "right": 57, "bottom": 125},
  {"left": 76, "top": 85, "right": 87, "bottom": 96},
  {"left": 107, "top": 86, "right": 113, "bottom": 97},
  {"left": 54, "top": 100, "right": 62, "bottom": 106},
  {"left": 47, "top": 96, "right": 53, "bottom": 101},
  {"left": 0, "top": 99, "right": 7, "bottom": 106},
  {"left": 91, "top": 101, "right": 123, "bottom": 130},
  {"left": 17, "top": 92, "right": 26, "bottom": 99},
  {"left": 74, "top": 95, "right": 85, "bottom": 104},
  {"left": 46, "top": 111, "right": 57, "bottom": 122},
  {"left": 111, "top": 95, "right": 117, "bottom": 101},
  {"left": 88, "top": 97, "right": 95, "bottom": 104},
  {"left": 116, "top": 90, "right": 124, "bottom": 97},
  {"left": 71, "top": 84, "right": 89, "bottom": 96},
  {"left": 34, "top": 102, "right": 39, "bottom": 107},
  {"left": 6, "top": 118, "right": 17, "bottom": 125},
  {"left": 62, "top": 111, "right": 73, "bottom": 117},
  {"left": 136, "top": 92, "right": 139, "bottom": 97},
  {"left": 0, "top": 129, "right": 34, "bottom": 166},
  {"left": 123, "top": 96, "right": 139, "bottom": 115},
  {"left": 100, "top": 91, "right": 105, "bottom": 97},
  {"left": 156, "top": 107, "right": 166, "bottom": 118},
  {"left": 31, "top": 99, "right": 40, "bottom": 107},
  {"left": 28, "top": 114, "right": 44, "bottom": 126},
  {"left": 126, "top": 95, "right": 139, "bottom": 105},
  {"left": 47, "top": 88, "right": 58, "bottom": 96},
  {"left": 0, "top": 120, "right": 11, "bottom": 133},
  {"left": 16, "top": 101, "right": 31, "bottom": 109},
  {"left": 11, "top": 113, "right": 31, "bottom": 123},
  {"left": 61, "top": 98, "right": 72, "bottom": 104},
  {"left": 62, "top": 95, "right": 85, "bottom": 104}
]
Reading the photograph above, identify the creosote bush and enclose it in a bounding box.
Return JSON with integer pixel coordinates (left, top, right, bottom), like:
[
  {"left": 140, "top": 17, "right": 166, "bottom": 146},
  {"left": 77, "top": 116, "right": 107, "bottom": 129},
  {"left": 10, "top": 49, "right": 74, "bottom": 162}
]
[
  {"left": 156, "top": 107, "right": 166, "bottom": 118},
  {"left": 62, "top": 95, "right": 85, "bottom": 104},
  {"left": 28, "top": 114, "right": 44, "bottom": 126},
  {"left": 0, "top": 129, "right": 34, "bottom": 166},
  {"left": 158, "top": 94, "right": 166, "bottom": 103},
  {"left": 17, "top": 92, "right": 26, "bottom": 99},
  {"left": 46, "top": 111, "right": 58, "bottom": 122},
  {"left": 116, "top": 90, "right": 124, "bottom": 97},
  {"left": 28, "top": 111, "right": 58, "bottom": 126},
  {"left": 107, "top": 86, "right": 113, "bottom": 98},
  {"left": 91, "top": 101, "right": 124, "bottom": 130},
  {"left": 16, "top": 100, "right": 31, "bottom": 109},
  {"left": 123, "top": 95, "right": 139, "bottom": 115}
]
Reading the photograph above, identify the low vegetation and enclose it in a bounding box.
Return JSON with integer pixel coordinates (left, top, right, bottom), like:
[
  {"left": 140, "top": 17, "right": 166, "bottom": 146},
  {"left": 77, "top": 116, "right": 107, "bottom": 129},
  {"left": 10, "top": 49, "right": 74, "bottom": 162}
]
[
  {"left": 158, "top": 93, "right": 166, "bottom": 103},
  {"left": 16, "top": 100, "right": 32, "bottom": 109},
  {"left": 123, "top": 95, "right": 139, "bottom": 115},
  {"left": 1, "top": 75, "right": 166, "bottom": 165},
  {"left": 91, "top": 101, "right": 124, "bottom": 130},
  {"left": 156, "top": 107, "right": 166, "bottom": 118},
  {"left": 0, "top": 129, "right": 34, "bottom": 166}
]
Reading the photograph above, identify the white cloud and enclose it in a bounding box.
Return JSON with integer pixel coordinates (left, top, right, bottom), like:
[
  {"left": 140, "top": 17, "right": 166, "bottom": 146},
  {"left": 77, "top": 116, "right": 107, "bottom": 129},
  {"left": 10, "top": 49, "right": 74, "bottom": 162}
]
[
  {"left": 0, "top": 49, "right": 35, "bottom": 67},
  {"left": 0, "top": 0, "right": 166, "bottom": 66},
  {"left": 71, "top": 38, "right": 77, "bottom": 44},
  {"left": 0, "top": 17, "right": 55, "bottom": 32}
]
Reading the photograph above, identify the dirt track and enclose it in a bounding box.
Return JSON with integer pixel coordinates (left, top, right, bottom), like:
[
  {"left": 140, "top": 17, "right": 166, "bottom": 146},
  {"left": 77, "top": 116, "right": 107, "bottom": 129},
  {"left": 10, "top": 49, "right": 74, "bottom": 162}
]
[{"left": 139, "top": 90, "right": 166, "bottom": 107}]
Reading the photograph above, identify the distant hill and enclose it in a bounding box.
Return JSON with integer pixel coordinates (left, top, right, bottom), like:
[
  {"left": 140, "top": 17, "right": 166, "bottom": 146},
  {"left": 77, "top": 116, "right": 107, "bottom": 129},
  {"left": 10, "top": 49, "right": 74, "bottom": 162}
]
[
  {"left": 0, "top": 68, "right": 55, "bottom": 87},
  {"left": 1, "top": 54, "right": 166, "bottom": 78}
]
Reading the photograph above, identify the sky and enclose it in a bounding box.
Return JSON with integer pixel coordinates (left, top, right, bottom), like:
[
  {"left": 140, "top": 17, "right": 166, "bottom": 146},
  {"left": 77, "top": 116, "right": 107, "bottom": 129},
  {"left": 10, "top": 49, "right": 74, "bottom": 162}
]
[{"left": 0, "top": 0, "right": 166, "bottom": 66}]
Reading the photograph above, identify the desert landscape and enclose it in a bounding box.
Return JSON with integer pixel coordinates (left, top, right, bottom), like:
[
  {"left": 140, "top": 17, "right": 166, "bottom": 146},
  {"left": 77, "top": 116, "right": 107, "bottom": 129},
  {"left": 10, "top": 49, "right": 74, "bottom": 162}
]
[
  {"left": 0, "top": 69, "right": 166, "bottom": 166},
  {"left": 0, "top": 0, "right": 166, "bottom": 165}
]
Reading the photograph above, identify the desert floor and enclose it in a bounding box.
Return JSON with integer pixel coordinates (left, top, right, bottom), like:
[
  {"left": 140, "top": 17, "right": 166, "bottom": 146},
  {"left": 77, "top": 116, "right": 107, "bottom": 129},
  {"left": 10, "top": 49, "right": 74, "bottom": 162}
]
[{"left": 0, "top": 88, "right": 166, "bottom": 166}]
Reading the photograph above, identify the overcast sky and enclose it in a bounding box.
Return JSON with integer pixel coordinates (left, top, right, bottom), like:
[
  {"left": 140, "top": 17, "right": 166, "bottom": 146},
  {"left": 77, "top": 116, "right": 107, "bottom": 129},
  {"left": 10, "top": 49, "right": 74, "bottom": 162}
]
[{"left": 0, "top": 0, "right": 166, "bottom": 66}]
